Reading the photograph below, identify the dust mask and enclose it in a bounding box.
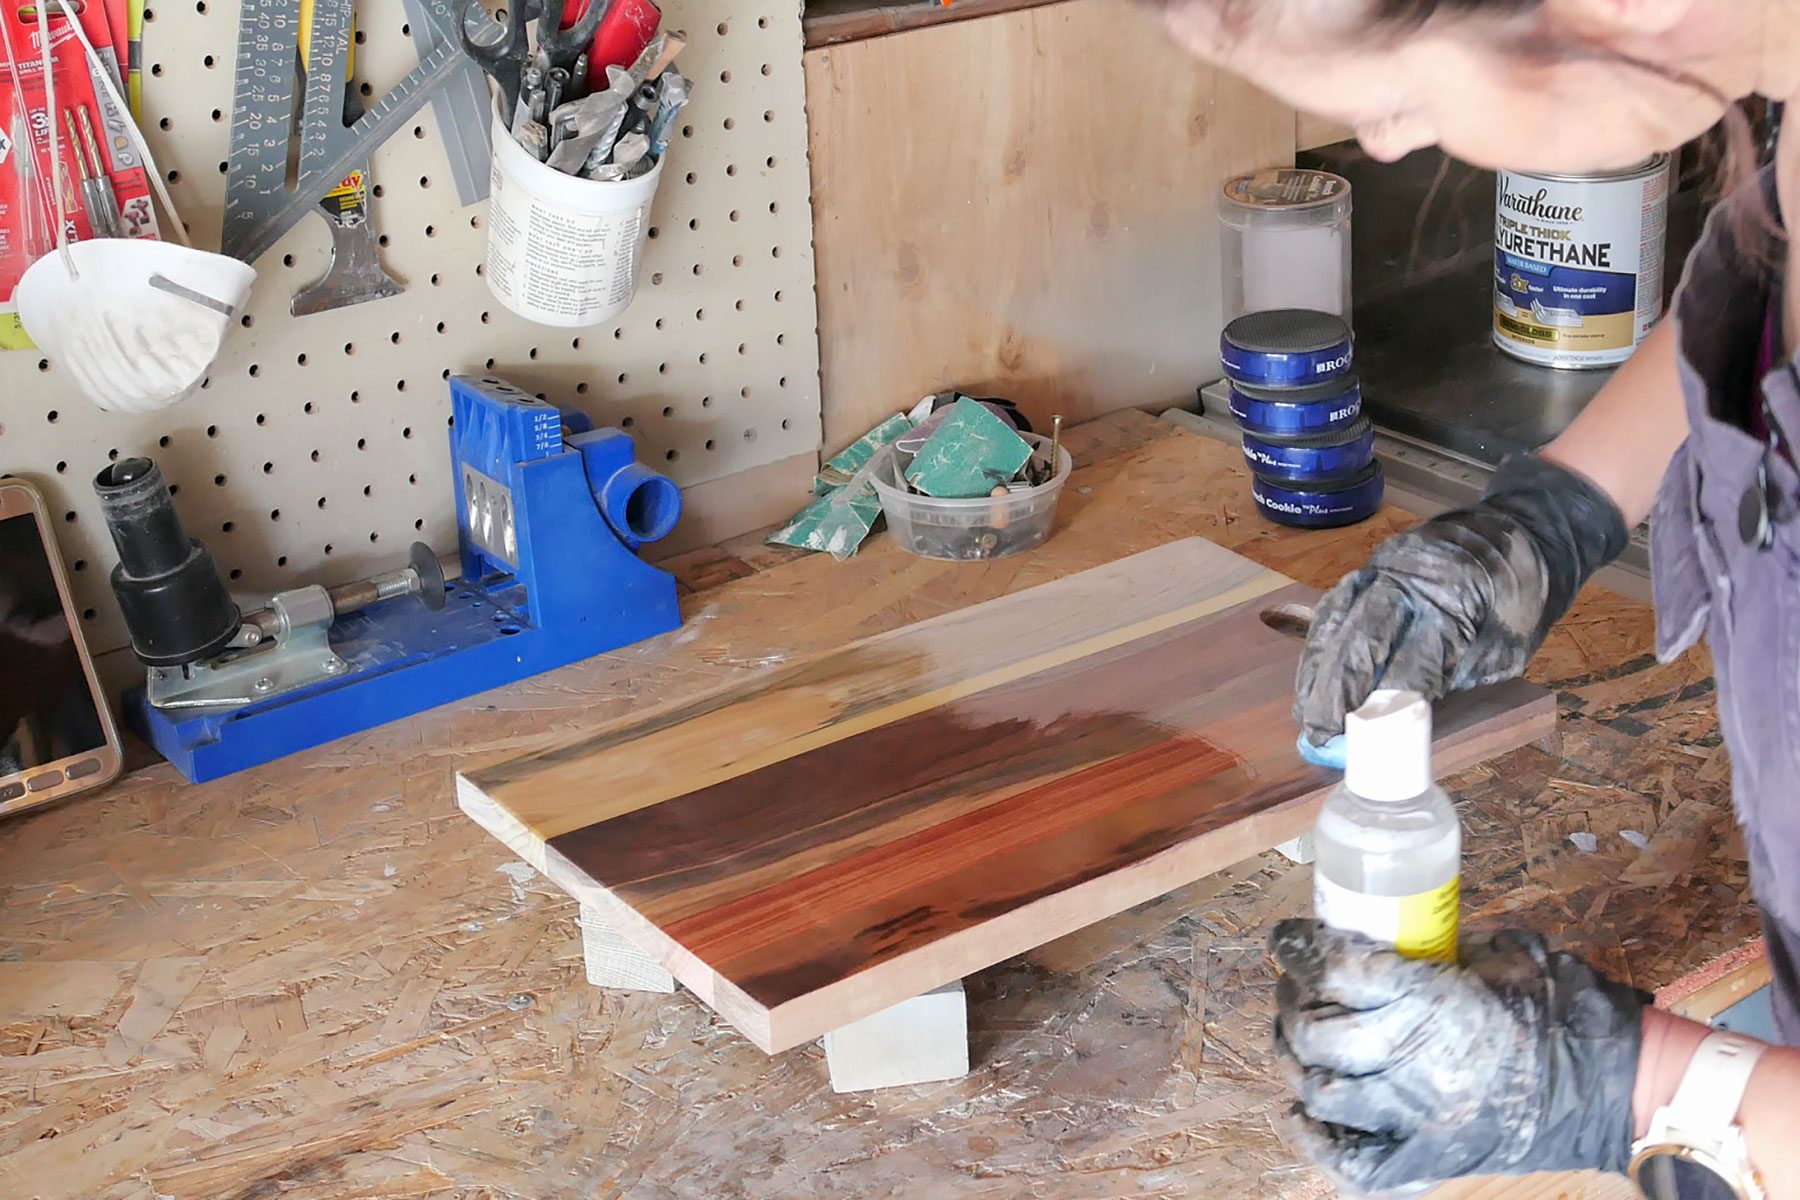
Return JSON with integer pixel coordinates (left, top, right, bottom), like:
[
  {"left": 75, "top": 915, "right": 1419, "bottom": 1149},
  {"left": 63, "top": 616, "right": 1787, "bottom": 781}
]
[{"left": 13, "top": 0, "right": 253, "bottom": 415}]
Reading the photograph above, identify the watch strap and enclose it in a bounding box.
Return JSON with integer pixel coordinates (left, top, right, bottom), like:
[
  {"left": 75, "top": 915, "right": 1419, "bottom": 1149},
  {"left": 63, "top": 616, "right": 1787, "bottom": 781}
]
[{"left": 1662, "top": 1032, "right": 1766, "bottom": 1142}]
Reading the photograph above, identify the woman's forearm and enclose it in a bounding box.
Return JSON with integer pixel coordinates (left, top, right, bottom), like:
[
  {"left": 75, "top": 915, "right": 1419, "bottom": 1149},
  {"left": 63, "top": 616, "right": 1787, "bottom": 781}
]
[
  {"left": 1634, "top": 1006, "right": 1800, "bottom": 1197},
  {"left": 1542, "top": 319, "right": 1689, "bottom": 529}
]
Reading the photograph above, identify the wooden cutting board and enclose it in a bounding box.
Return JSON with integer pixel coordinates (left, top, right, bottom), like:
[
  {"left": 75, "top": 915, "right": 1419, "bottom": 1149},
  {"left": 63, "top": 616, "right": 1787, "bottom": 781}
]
[{"left": 457, "top": 538, "right": 1555, "bottom": 1053}]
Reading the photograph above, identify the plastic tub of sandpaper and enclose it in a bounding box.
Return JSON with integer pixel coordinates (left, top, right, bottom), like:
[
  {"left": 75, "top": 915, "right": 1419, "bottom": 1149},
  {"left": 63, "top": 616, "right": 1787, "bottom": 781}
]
[{"left": 870, "top": 433, "right": 1072, "bottom": 561}]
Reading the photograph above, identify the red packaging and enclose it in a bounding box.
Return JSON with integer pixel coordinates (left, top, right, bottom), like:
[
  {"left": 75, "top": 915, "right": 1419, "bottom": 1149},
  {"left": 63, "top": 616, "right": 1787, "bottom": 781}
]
[{"left": 0, "top": 0, "right": 158, "bottom": 345}]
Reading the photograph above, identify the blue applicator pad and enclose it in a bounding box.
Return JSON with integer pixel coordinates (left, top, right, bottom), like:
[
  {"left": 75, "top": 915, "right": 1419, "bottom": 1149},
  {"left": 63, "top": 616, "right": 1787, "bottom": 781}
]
[{"left": 1297, "top": 731, "right": 1348, "bottom": 771}]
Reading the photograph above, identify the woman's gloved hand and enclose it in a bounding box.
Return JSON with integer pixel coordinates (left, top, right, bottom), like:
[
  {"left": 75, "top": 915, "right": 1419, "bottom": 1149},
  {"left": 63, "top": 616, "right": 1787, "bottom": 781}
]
[
  {"left": 1271, "top": 919, "right": 1646, "bottom": 1193},
  {"left": 1294, "top": 454, "right": 1628, "bottom": 747}
]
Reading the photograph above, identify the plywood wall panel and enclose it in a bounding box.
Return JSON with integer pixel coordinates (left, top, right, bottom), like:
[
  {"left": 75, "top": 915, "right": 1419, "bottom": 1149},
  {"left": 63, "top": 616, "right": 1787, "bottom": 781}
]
[{"left": 804, "top": 0, "right": 1294, "bottom": 453}]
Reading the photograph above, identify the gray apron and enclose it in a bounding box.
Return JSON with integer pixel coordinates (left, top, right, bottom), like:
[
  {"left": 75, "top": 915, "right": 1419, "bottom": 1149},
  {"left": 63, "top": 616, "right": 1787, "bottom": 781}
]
[{"left": 1652, "top": 166, "right": 1800, "bottom": 1042}]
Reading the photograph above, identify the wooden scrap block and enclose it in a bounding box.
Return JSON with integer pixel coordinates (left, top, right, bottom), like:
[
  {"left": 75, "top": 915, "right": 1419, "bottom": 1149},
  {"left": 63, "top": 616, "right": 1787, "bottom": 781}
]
[
  {"left": 821, "top": 981, "right": 968, "bottom": 1093},
  {"left": 580, "top": 904, "right": 675, "bottom": 993}
]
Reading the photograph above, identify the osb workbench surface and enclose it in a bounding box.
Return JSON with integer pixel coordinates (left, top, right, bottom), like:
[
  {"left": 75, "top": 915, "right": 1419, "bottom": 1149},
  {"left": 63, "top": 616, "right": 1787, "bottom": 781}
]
[{"left": 0, "top": 411, "right": 1760, "bottom": 1200}]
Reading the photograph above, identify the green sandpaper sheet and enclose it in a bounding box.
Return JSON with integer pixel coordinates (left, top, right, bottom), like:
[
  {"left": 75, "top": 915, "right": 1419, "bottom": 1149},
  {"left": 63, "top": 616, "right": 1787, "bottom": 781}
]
[{"left": 904, "top": 398, "right": 1032, "bottom": 499}]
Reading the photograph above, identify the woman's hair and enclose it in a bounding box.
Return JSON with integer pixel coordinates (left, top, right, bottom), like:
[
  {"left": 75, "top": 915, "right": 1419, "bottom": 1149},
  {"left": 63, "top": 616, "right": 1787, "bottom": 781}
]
[{"left": 1165, "top": 0, "right": 1776, "bottom": 256}]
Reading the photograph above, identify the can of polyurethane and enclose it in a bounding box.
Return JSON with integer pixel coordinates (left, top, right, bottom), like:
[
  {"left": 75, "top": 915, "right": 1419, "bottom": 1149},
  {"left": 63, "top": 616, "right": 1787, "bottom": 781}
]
[{"left": 1493, "top": 154, "right": 1671, "bottom": 369}]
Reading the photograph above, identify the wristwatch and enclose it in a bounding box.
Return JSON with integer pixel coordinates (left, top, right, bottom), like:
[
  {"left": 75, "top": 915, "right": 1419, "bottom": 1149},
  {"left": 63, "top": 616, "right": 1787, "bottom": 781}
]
[{"left": 1629, "top": 1031, "right": 1767, "bottom": 1200}]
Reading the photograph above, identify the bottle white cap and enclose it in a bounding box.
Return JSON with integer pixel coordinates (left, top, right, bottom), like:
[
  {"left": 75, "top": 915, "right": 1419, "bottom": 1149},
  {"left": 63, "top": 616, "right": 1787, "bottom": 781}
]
[{"left": 1344, "top": 689, "right": 1434, "bottom": 802}]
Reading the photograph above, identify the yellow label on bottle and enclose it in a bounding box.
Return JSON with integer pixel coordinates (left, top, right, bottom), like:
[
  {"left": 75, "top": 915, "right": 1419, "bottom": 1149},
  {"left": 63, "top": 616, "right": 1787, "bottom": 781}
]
[
  {"left": 1315, "top": 873, "right": 1461, "bottom": 964},
  {"left": 1395, "top": 875, "right": 1460, "bottom": 963}
]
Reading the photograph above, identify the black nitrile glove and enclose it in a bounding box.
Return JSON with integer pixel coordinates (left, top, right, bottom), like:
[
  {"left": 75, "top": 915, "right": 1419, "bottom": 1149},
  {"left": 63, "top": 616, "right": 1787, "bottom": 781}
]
[
  {"left": 1271, "top": 919, "right": 1647, "bottom": 1194},
  {"left": 1294, "top": 454, "right": 1628, "bottom": 746}
]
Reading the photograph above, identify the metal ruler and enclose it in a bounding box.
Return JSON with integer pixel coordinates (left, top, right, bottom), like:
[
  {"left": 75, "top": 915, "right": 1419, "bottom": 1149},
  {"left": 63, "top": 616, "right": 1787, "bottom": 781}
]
[{"left": 222, "top": 0, "right": 472, "bottom": 263}]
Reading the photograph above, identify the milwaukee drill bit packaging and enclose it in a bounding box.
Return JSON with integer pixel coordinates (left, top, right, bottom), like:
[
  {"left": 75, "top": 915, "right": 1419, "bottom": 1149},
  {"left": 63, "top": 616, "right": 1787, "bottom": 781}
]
[{"left": 0, "top": 0, "right": 159, "bottom": 348}]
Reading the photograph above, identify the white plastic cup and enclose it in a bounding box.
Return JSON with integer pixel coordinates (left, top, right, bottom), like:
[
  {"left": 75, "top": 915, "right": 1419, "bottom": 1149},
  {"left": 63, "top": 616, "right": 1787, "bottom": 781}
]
[{"left": 485, "top": 110, "right": 665, "bottom": 327}]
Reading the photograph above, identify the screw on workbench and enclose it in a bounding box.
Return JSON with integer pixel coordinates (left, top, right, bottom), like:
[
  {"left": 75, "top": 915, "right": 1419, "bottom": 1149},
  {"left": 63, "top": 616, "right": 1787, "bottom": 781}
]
[{"left": 253, "top": 677, "right": 274, "bottom": 692}]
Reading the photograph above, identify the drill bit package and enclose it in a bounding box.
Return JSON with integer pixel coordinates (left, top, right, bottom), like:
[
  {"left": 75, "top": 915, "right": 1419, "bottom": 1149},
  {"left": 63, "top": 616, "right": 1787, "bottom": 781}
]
[{"left": 0, "top": 0, "right": 160, "bottom": 349}]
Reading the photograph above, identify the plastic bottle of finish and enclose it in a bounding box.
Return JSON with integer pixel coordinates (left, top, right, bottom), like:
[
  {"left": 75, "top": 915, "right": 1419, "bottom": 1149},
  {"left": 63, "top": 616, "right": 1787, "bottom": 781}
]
[{"left": 1312, "top": 690, "right": 1461, "bottom": 962}]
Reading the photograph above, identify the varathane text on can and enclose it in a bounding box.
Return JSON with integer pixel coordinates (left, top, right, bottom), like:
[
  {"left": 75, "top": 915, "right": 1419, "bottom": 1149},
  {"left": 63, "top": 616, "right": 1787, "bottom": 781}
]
[{"left": 1493, "top": 154, "right": 1671, "bottom": 369}]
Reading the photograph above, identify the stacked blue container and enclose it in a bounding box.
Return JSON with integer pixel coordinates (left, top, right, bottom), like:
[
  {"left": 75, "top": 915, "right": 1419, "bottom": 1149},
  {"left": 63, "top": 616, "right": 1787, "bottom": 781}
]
[{"left": 1218, "top": 309, "right": 1384, "bottom": 529}]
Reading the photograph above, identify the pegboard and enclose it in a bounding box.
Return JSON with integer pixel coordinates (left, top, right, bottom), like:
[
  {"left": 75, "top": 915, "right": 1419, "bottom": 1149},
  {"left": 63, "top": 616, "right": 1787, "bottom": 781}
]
[{"left": 1, "top": 0, "right": 823, "bottom": 662}]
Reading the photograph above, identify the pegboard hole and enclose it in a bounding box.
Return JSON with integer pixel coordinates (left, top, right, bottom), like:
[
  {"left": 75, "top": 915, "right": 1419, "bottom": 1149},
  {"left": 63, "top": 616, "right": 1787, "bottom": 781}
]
[
  {"left": 430, "top": 274, "right": 440, "bottom": 286},
  {"left": 373, "top": 184, "right": 385, "bottom": 198},
  {"left": 409, "top": 474, "right": 418, "bottom": 485},
  {"left": 63, "top": 510, "right": 76, "bottom": 523},
  {"left": 262, "top": 462, "right": 274, "bottom": 474},
  {"left": 419, "top": 176, "right": 431, "bottom": 188},
  {"left": 47, "top": 411, "right": 59, "bottom": 426},
  {"left": 378, "top": 235, "right": 390, "bottom": 248},
  {"left": 211, "top": 108, "right": 222, "bottom": 121},
  {"left": 661, "top": 405, "right": 673, "bottom": 417},
  {"left": 350, "top": 390, "right": 362, "bottom": 403},
  {"left": 698, "top": 352, "right": 708, "bottom": 364},
  {"left": 221, "top": 521, "right": 234, "bottom": 533},
  {"left": 732, "top": 256, "right": 743, "bottom": 268},
  {"left": 764, "top": 109, "right": 774, "bottom": 122},
  {"left": 570, "top": 336, "right": 581, "bottom": 349},
  {"left": 435, "top": 322, "right": 446, "bottom": 334},
  {"left": 692, "top": 264, "right": 704, "bottom": 276},
  {"left": 159, "top": 434, "right": 172, "bottom": 447},
  {"left": 617, "top": 372, "right": 629, "bottom": 385},
  {"left": 159, "top": 117, "right": 171, "bottom": 131},
  {"left": 310, "top": 450, "right": 321, "bottom": 462},
  {"left": 701, "top": 395, "right": 712, "bottom": 407},
  {"left": 229, "top": 568, "right": 243, "bottom": 581},
  {"left": 369, "top": 532, "right": 380, "bottom": 543},
  {"left": 574, "top": 382, "right": 589, "bottom": 395},
  {"left": 82, "top": 608, "right": 96, "bottom": 621},
  {"left": 357, "top": 438, "right": 367, "bottom": 450},
  {"left": 480, "top": 311, "right": 490, "bottom": 324},
  {"left": 323, "top": 544, "right": 334, "bottom": 556},
  {"left": 277, "top": 555, "right": 289, "bottom": 567},
  {"left": 470, "top": 214, "right": 482, "bottom": 229},
  {"left": 207, "top": 424, "right": 219, "bottom": 437},
  {"left": 390, "top": 331, "right": 402, "bottom": 344},
  {"left": 729, "top": 210, "right": 740, "bottom": 222},
  {"left": 72, "top": 559, "right": 85, "bottom": 571},
  {"left": 704, "top": 439, "right": 716, "bottom": 450},
  {"left": 425, "top": 224, "right": 436, "bottom": 238},
  {"left": 528, "top": 347, "right": 538, "bottom": 359},
  {"left": 36, "top": 358, "right": 49, "bottom": 372},
  {"left": 296, "top": 353, "right": 308, "bottom": 366},
  {"left": 685, "top": 172, "right": 697, "bottom": 185},
  {"left": 317, "top": 497, "right": 327, "bottom": 509},
  {"left": 781, "top": 419, "right": 792, "bottom": 430},
  {"left": 363, "top": 485, "right": 373, "bottom": 497},
  {"left": 213, "top": 473, "right": 227, "bottom": 487},
  {"left": 648, "top": 226, "right": 660, "bottom": 239},
  {"left": 54, "top": 460, "right": 66, "bottom": 473},
  {"left": 716, "top": 20, "right": 728, "bottom": 33},
  {"left": 397, "top": 380, "right": 408, "bottom": 392},
  {"left": 761, "top": 63, "right": 772, "bottom": 76},
  {"left": 758, "top": 16, "right": 769, "bottom": 27},
  {"left": 248, "top": 364, "right": 260, "bottom": 378},
  {"left": 304, "top": 402, "right": 315, "bottom": 414},
  {"left": 414, "top": 518, "right": 425, "bottom": 530},
  {"left": 779, "top": 376, "right": 789, "bottom": 388},
  {"left": 725, "top": 164, "right": 737, "bottom": 177},
  {"left": 413, "top": 125, "right": 425, "bottom": 139},
  {"left": 651, "top": 272, "right": 663, "bottom": 286},
  {"left": 150, "top": 63, "right": 163, "bottom": 76},
  {"left": 241, "top": 314, "right": 255, "bottom": 328},
  {"left": 402, "top": 427, "right": 413, "bottom": 438},
  {"left": 720, "top": 70, "right": 732, "bottom": 84},
  {"left": 621, "top": 416, "right": 635, "bottom": 427},
  {"left": 743, "top": 429, "right": 757, "bottom": 442},
  {"left": 666, "top": 450, "right": 679, "bottom": 462},
  {"left": 722, "top": 118, "right": 734, "bottom": 131},
  {"left": 270, "top": 509, "right": 282, "bottom": 522}
]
